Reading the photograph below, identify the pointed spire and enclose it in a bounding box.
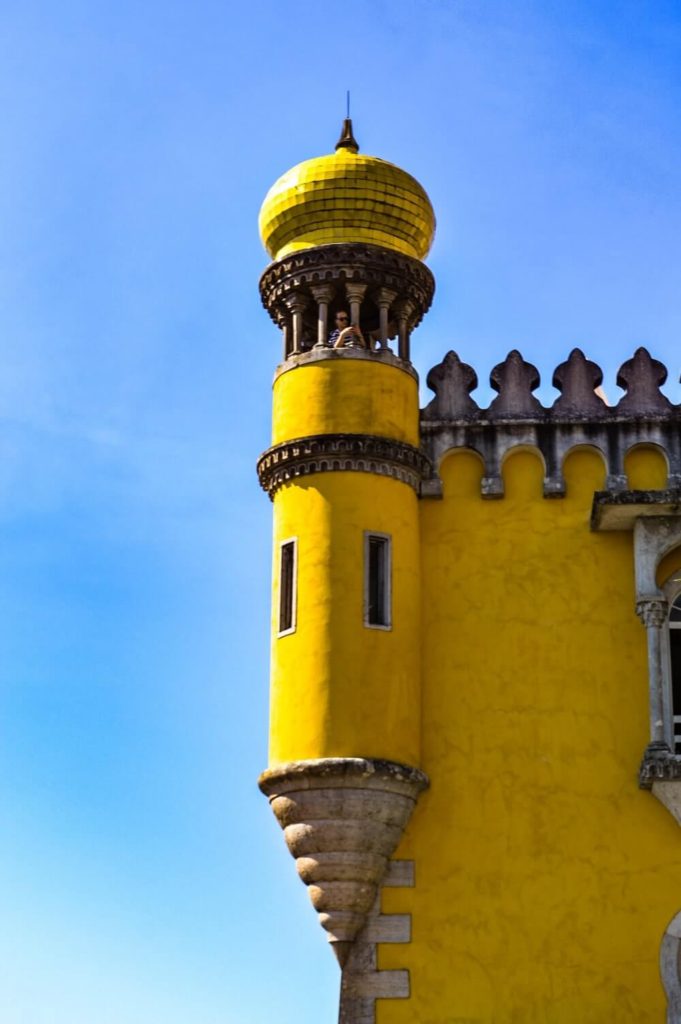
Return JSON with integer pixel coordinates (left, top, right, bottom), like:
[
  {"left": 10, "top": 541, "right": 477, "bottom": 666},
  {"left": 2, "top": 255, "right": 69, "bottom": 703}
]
[{"left": 335, "top": 117, "right": 359, "bottom": 153}]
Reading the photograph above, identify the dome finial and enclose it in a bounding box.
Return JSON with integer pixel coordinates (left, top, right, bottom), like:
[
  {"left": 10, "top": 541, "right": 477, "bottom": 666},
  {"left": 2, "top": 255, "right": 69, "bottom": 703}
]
[{"left": 336, "top": 93, "right": 359, "bottom": 153}]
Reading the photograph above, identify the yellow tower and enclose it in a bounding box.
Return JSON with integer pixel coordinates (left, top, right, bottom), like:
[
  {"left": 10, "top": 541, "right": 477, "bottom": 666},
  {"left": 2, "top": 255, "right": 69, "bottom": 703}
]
[
  {"left": 257, "top": 123, "right": 681, "bottom": 1023},
  {"left": 257, "top": 120, "right": 434, "bottom": 968}
]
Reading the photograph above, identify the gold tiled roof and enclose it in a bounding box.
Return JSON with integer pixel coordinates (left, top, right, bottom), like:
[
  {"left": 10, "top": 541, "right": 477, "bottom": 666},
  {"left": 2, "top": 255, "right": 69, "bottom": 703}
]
[{"left": 259, "top": 143, "right": 436, "bottom": 262}]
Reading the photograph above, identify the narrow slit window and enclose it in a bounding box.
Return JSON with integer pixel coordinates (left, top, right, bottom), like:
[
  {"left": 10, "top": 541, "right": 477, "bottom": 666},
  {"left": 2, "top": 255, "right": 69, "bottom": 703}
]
[
  {"left": 365, "top": 533, "right": 391, "bottom": 628},
  {"left": 279, "top": 539, "right": 297, "bottom": 635},
  {"left": 670, "top": 594, "right": 681, "bottom": 753}
]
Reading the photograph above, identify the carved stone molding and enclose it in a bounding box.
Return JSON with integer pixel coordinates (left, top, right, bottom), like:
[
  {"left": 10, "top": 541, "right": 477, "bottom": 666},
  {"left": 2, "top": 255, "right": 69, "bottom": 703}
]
[
  {"left": 257, "top": 433, "right": 432, "bottom": 499},
  {"left": 339, "top": 860, "right": 415, "bottom": 1024},
  {"left": 260, "top": 243, "right": 434, "bottom": 324},
  {"left": 258, "top": 759, "right": 429, "bottom": 967}
]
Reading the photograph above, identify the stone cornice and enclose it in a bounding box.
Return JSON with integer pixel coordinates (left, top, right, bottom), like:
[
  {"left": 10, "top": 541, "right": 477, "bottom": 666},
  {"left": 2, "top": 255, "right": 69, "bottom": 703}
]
[
  {"left": 259, "top": 242, "right": 435, "bottom": 330},
  {"left": 257, "top": 433, "right": 432, "bottom": 499}
]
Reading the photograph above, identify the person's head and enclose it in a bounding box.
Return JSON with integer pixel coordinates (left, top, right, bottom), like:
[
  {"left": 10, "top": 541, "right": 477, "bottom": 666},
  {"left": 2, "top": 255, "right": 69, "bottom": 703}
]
[{"left": 334, "top": 311, "right": 350, "bottom": 328}]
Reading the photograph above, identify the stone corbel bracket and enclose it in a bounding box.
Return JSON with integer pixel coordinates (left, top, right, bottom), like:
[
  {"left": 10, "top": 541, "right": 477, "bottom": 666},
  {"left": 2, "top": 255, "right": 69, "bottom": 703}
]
[{"left": 258, "top": 758, "right": 429, "bottom": 968}]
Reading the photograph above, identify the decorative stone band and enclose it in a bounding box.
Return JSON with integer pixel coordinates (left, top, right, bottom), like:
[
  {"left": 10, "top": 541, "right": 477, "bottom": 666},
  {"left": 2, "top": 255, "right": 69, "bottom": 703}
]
[
  {"left": 259, "top": 242, "right": 435, "bottom": 331},
  {"left": 258, "top": 758, "right": 429, "bottom": 968},
  {"left": 257, "top": 433, "right": 432, "bottom": 500}
]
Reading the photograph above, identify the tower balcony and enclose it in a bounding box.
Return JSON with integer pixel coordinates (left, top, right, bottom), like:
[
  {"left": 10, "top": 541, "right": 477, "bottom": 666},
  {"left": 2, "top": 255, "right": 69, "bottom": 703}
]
[{"left": 259, "top": 242, "right": 435, "bottom": 364}]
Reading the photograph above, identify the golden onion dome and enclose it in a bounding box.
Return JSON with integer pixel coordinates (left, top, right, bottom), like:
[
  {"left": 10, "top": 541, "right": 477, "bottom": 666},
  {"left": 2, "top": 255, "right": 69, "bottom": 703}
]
[{"left": 259, "top": 120, "right": 436, "bottom": 262}]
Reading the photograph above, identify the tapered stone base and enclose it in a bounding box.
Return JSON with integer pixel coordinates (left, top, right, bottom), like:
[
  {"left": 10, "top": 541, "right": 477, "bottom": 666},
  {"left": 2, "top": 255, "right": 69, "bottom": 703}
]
[{"left": 258, "top": 758, "right": 429, "bottom": 966}]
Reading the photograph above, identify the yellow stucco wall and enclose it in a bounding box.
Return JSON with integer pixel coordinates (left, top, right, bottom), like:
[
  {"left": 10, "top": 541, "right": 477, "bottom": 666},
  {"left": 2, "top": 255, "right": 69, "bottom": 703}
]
[
  {"left": 271, "top": 357, "right": 419, "bottom": 447},
  {"left": 267, "top": 348, "right": 681, "bottom": 1018},
  {"left": 376, "top": 446, "right": 681, "bottom": 1023},
  {"left": 268, "top": 356, "right": 421, "bottom": 767},
  {"left": 270, "top": 471, "right": 421, "bottom": 766}
]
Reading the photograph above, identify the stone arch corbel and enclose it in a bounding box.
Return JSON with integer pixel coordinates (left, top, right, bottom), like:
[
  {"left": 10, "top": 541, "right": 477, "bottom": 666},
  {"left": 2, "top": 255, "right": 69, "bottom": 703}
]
[
  {"left": 486, "top": 436, "right": 544, "bottom": 499},
  {"left": 624, "top": 441, "right": 670, "bottom": 490},
  {"left": 556, "top": 439, "right": 608, "bottom": 497}
]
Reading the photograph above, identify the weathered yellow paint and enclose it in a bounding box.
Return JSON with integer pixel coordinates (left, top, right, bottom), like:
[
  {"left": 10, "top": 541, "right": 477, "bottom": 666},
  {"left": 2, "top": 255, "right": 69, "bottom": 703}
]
[
  {"left": 269, "top": 471, "right": 421, "bottom": 766},
  {"left": 625, "top": 443, "right": 669, "bottom": 489},
  {"left": 272, "top": 358, "right": 419, "bottom": 447},
  {"left": 375, "top": 446, "right": 681, "bottom": 1023},
  {"left": 657, "top": 545, "right": 681, "bottom": 589}
]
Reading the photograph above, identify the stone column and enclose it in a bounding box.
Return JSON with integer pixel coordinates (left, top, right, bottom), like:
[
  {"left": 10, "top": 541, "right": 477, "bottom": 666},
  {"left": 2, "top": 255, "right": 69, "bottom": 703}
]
[
  {"left": 344, "top": 283, "right": 367, "bottom": 346},
  {"left": 393, "top": 300, "right": 414, "bottom": 362},
  {"left": 636, "top": 597, "right": 670, "bottom": 749},
  {"left": 283, "top": 293, "right": 309, "bottom": 355},
  {"left": 310, "top": 284, "right": 336, "bottom": 348},
  {"left": 277, "top": 310, "right": 291, "bottom": 361},
  {"left": 373, "top": 287, "right": 398, "bottom": 350}
]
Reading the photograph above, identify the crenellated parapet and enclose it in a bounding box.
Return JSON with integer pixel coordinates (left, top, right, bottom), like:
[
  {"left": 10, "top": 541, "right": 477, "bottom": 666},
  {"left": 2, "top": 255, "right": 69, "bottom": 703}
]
[{"left": 421, "top": 346, "right": 681, "bottom": 498}]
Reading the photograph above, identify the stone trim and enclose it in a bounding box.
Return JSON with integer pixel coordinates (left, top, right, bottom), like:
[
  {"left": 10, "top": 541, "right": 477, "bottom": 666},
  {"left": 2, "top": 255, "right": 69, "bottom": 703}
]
[
  {"left": 257, "top": 434, "right": 432, "bottom": 499},
  {"left": 259, "top": 242, "right": 435, "bottom": 331},
  {"left": 258, "top": 759, "right": 428, "bottom": 968},
  {"left": 339, "top": 860, "right": 415, "bottom": 1024}
]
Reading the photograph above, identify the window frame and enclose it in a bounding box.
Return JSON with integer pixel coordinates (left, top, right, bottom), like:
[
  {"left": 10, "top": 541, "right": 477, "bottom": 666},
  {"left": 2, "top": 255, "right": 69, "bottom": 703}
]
[
  {"left": 663, "top": 575, "right": 681, "bottom": 753},
  {"left": 364, "top": 531, "right": 392, "bottom": 631},
  {"left": 277, "top": 537, "right": 298, "bottom": 638}
]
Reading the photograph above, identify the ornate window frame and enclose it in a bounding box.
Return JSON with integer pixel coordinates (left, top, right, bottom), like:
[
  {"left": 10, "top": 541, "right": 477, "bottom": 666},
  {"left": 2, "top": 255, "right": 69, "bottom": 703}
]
[
  {"left": 631, "top": 516, "right": 681, "bottom": 816},
  {"left": 591, "top": 496, "right": 681, "bottom": 819}
]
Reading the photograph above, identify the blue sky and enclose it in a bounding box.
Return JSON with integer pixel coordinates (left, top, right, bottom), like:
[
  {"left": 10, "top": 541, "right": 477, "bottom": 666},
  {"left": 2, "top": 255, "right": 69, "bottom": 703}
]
[{"left": 1, "top": 2, "right": 680, "bottom": 1022}]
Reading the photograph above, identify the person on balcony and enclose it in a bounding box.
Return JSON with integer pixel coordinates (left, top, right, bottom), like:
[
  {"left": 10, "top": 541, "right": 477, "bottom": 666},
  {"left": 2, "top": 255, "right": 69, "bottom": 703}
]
[{"left": 329, "top": 311, "right": 365, "bottom": 348}]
